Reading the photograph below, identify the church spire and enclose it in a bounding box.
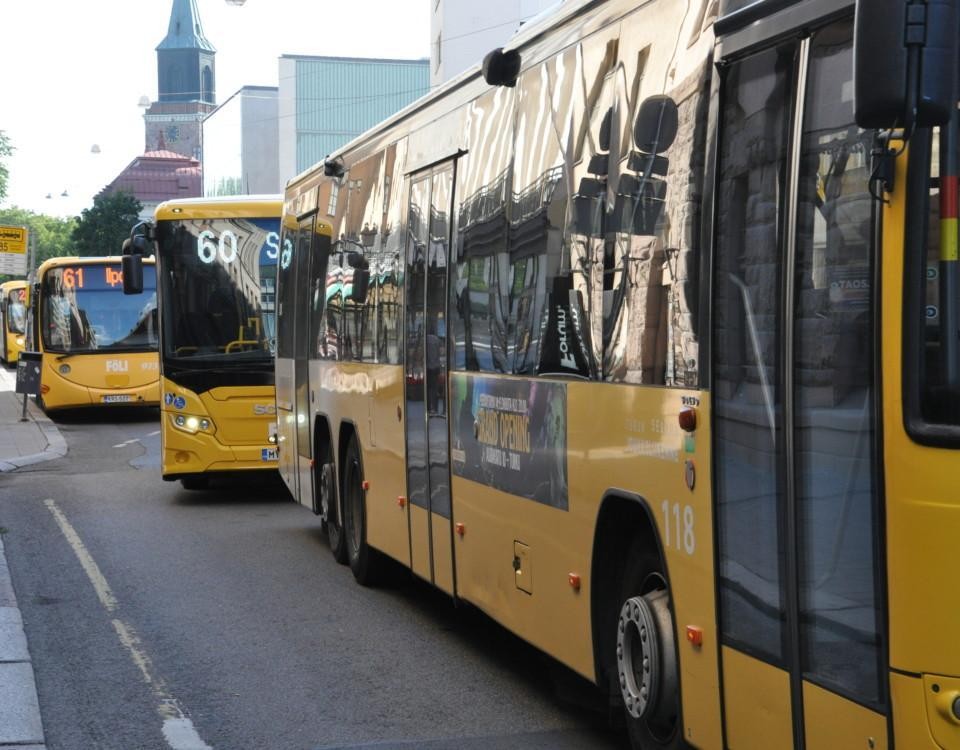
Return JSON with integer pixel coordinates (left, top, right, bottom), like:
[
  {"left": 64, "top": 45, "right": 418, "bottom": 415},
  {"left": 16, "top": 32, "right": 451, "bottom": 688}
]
[
  {"left": 155, "top": 0, "right": 216, "bottom": 104},
  {"left": 157, "top": 0, "right": 216, "bottom": 53}
]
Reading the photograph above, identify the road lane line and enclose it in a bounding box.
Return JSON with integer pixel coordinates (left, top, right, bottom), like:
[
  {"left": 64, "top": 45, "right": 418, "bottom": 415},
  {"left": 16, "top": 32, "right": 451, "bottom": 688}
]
[
  {"left": 44, "top": 499, "right": 117, "bottom": 612},
  {"left": 44, "top": 499, "right": 213, "bottom": 750}
]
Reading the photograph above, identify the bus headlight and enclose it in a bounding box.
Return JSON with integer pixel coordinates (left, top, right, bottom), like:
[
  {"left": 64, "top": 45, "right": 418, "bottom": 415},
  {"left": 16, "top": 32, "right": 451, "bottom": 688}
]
[
  {"left": 172, "top": 414, "right": 214, "bottom": 434},
  {"left": 15, "top": 337, "right": 24, "bottom": 347}
]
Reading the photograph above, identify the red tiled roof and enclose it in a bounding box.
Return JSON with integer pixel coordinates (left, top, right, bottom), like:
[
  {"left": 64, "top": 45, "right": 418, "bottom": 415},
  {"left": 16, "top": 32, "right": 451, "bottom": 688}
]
[{"left": 100, "top": 151, "right": 201, "bottom": 203}]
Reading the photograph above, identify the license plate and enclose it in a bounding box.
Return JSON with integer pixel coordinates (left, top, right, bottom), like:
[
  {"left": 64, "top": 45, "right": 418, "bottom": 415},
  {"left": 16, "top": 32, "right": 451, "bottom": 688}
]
[
  {"left": 261, "top": 448, "right": 279, "bottom": 461},
  {"left": 102, "top": 394, "right": 134, "bottom": 403}
]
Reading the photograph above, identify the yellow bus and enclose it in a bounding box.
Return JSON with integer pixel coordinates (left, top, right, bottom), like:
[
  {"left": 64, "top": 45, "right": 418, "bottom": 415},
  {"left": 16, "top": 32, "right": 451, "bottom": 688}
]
[
  {"left": 0, "top": 279, "right": 27, "bottom": 365},
  {"left": 275, "top": 0, "right": 960, "bottom": 747},
  {"left": 122, "top": 196, "right": 282, "bottom": 490},
  {"left": 32, "top": 256, "right": 159, "bottom": 411}
]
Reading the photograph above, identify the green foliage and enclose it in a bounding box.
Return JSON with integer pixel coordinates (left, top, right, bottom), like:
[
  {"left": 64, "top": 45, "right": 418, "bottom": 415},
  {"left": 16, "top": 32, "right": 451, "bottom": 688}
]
[
  {"left": 0, "top": 130, "right": 12, "bottom": 202},
  {"left": 70, "top": 191, "right": 142, "bottom": 257},
  {"left": 0, "top": 206, "right": 77, "bottom": 282}
]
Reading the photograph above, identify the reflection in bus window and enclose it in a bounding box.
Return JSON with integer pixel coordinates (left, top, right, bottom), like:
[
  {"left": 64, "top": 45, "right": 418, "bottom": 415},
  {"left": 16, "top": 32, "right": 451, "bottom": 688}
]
[
  {"left": 41, "top": 265, "right": 158, "bottom": 353},
  {"left": 158, "top": 218, "right": 279, "bottom": 361},
  {"left": 6, "top": 288, "right": 26, "bottom": 334}
]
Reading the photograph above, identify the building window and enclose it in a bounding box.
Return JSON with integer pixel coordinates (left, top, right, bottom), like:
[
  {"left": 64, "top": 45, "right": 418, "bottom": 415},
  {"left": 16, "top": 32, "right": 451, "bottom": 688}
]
[{"left": 328, "top": 181, "right": 340, "bottom": 216}]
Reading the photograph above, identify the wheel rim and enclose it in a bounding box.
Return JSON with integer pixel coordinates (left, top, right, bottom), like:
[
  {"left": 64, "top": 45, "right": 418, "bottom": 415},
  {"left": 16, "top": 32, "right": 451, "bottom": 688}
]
[
  {"left": 319, "top": 463, "right": 335, "bottom": 523},
  {"left": 616, "top": 587, "right": 678, "bottom": 742}
]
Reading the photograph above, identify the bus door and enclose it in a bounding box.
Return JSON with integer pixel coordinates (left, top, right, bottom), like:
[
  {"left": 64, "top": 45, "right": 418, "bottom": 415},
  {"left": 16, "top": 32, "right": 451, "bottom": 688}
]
[
  {"left": 711, "top": 19, "right": 888, "bottom": 750},
  {"left": 293, "top": 215, "right": 316, "bottom": 508},
  {"left": 404, "top": 162, "right": 456, "bottom": 595}
]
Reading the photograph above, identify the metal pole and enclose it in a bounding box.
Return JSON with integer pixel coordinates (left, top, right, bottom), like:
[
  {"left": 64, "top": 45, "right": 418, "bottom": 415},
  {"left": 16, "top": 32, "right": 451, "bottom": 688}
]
[{"left": 20, "top": 228, "right": 35, "bottom": 422}]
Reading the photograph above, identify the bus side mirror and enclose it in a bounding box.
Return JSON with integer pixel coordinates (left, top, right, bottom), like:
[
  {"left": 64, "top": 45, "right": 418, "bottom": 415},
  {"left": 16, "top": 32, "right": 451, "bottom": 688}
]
[
  {"left": 854, "top": 0, "right": 959, "bottom": 129},
  {"left": 121, "top": 240, "right": 144, "bottom": 295},
  {"left": 482, "top": 47, "right": 521, "bottom": 87}
]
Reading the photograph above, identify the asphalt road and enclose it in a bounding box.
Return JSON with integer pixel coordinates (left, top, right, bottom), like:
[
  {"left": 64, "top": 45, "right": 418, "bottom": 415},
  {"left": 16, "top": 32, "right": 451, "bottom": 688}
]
[{"left": 0, "top": 407, "right": 625, "bottom": 750}]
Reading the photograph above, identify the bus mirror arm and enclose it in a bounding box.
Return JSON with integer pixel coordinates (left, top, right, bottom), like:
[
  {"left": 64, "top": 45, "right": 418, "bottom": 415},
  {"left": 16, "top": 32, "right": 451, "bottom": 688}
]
[{"left": 868, "top": 132, "right": 897, "bottom": 201}]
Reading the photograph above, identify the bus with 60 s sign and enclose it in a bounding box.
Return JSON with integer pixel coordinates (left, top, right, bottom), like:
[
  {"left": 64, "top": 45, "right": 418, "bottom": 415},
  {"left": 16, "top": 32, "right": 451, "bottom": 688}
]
[{"left": 121, "top": 196, "right": 282, "bottom": 489}]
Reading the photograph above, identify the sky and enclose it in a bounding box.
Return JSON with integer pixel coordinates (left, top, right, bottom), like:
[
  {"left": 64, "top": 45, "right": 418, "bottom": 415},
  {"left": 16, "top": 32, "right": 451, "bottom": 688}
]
[{"left": 0, "top": 0, "right": 430, "bottom": 219}]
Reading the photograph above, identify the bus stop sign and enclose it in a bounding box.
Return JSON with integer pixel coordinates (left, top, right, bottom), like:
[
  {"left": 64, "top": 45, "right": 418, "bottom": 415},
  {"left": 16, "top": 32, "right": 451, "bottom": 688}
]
[
  {"left": 0, "top": 225, "right": 28, "bottom": 275},
  {"left": 15, "top": 351, "right": 41, "bottom": 395}
]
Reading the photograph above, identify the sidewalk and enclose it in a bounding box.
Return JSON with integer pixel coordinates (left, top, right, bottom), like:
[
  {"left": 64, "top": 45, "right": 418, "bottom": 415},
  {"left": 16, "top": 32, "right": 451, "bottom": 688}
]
[
  {"left": 0, "top": 363, "right": 58, "bottom": 750},
  {"left": 0, "top": 365, "right": 66, "bottom": 473}
]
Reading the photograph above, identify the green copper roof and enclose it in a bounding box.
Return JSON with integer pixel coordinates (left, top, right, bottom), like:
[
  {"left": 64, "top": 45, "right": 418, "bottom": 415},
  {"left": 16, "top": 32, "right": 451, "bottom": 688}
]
[{"left": 157, "top": 0, "right": 215, "bottom": 52}]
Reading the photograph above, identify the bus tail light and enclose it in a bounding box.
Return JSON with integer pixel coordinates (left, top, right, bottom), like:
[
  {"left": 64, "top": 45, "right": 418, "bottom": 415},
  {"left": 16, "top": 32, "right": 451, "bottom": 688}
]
[{"left": 678, "top": 406, "right": 697, "bottom": 432}]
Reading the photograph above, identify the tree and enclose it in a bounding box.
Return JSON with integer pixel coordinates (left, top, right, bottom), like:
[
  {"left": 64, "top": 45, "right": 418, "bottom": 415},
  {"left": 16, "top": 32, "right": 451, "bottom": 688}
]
[
  {"left": 71, "top": 191, "right": 142, "bottom": 257},
  {"left": 0, "top": 207, "right": 76, "bottom": 283},
  {"left": 0, "top": 130, "right": 13, "bottom": 202}
]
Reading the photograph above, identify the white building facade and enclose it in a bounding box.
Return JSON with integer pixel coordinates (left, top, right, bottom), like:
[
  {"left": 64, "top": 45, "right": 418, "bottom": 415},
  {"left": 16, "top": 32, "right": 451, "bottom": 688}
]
[{"left": 430, "top": 0, "right": 561, "bottom": 86}]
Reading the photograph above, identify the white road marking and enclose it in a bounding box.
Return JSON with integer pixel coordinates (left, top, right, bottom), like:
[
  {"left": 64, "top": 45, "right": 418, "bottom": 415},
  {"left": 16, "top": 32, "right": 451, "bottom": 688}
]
[
  {"left": 45, "top": 499, "right": 213, "bottom": 750},
  {"left": 114, "top": 431, "right": 159, "bottom": 449}
]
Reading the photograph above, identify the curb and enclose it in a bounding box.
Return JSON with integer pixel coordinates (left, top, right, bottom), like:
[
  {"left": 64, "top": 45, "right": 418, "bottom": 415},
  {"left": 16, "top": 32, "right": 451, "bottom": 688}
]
[
  {"left": 0, "top": 536, "right": 46, "bottom": 748},
  {"left": 0, "top": 395, "right": 67, "bottom": 473}
]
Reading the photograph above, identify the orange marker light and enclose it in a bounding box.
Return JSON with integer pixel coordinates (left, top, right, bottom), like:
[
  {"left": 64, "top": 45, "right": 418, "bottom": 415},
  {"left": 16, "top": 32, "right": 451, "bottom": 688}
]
[
  {"left": 455, "top": 522, "right": 466, "bottom": 537},
  {"left": 686, "top": 625, "right": 704, "bottom": 647},
  {"left": 361, "top": 480, "right": 370, "bottom": 491},
  {"left": 397, "top": 495, "right": 406, "bottom": 508},
  {"left": 568, "top": 573, "right": 581, "bottom": 591},
  {"left": 679, "top": 406, "right": 697, "bottom": 432}
]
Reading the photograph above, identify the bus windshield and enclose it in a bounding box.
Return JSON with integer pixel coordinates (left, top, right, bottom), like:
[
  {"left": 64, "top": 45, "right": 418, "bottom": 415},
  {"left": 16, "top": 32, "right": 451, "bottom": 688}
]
[
  {"left": 6, "top": 288, "right": 25, "bottom": 334},
  {"left": 157, "top": 217, "right": 279, "bottom": 364},
  {"left": 40, "top": 264, "right": 158, "bottom": 353}
]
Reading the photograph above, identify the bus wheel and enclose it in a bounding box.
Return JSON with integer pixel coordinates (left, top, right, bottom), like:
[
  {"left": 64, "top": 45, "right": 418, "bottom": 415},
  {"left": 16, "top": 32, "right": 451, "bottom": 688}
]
[
  {"left": 617, "top": 551, "right": 683, "bottom": 749},
  {"left": 320, "top": 461, "right": 347, "bottom": 564},
  {"left": 342, "top": 435, "right": 384, "bottom": 586}
]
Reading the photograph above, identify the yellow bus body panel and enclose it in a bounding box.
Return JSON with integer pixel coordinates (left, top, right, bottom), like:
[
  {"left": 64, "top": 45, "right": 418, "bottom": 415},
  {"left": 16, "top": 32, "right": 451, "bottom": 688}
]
[
  {"left": 803, "top": 681, "right": 887, "bottom": 750},
  {"left": 721, "top": 647, "right": 793, "bottom": 750},
  {"left": 40, "top": 352, "right": 159, "bottom": 410},
  {"left": 159, "top": 377, "right": 277, "bottom": 477},
  {"left": 448, "top": 376, "right": 722, "bottom": 749},
  {"left": 882, "top": 151, "right": 960, "bottom": 741},
  {"left": 890, "top": 673, "right": 941, "bottom": 749},
  {"left": 314, "top": 363, "right": 410, "bottom": 565}
]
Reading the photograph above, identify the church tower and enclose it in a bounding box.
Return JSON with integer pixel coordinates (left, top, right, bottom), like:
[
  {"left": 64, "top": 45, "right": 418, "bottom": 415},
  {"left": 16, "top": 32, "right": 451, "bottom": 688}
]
[{"left": 143, "top": 0, "right": 217, "bottom": 160}]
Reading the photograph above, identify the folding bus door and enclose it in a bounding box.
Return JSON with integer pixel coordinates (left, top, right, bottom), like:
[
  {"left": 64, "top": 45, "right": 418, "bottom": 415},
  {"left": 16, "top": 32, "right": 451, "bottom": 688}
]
[
  {"left": 404, "top": 162, "right": 456, "bottom": 595},
  {"left": 712, "top": 17, "right": 889, "bottom": 750}
]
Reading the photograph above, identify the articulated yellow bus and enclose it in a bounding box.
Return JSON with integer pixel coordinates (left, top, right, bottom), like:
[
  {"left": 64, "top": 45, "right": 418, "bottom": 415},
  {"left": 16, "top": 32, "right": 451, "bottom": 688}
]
[
  {"left": 123, "top": 196, "right": 282, "bottom": 489},
  {"left": 0, "top": 279, "right": 27, "bottom": 365},
  {"left": 32, "top": 256, "right": 159, "bottom": 411},
  {"left": 275, "top": 0, "right": 960, "bottom": 747}
]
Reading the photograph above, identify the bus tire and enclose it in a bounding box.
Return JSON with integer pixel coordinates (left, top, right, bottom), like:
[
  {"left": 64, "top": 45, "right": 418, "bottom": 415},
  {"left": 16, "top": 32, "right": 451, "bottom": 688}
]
[
  {"left": 616, "top": 540, "right": 685, "bottom": 750},
  {"left": 342, "top": 435, "right": 384, "bottom": 586},
  {"left": 320, "top": 460, "right": 347, "bottom": 564}
]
